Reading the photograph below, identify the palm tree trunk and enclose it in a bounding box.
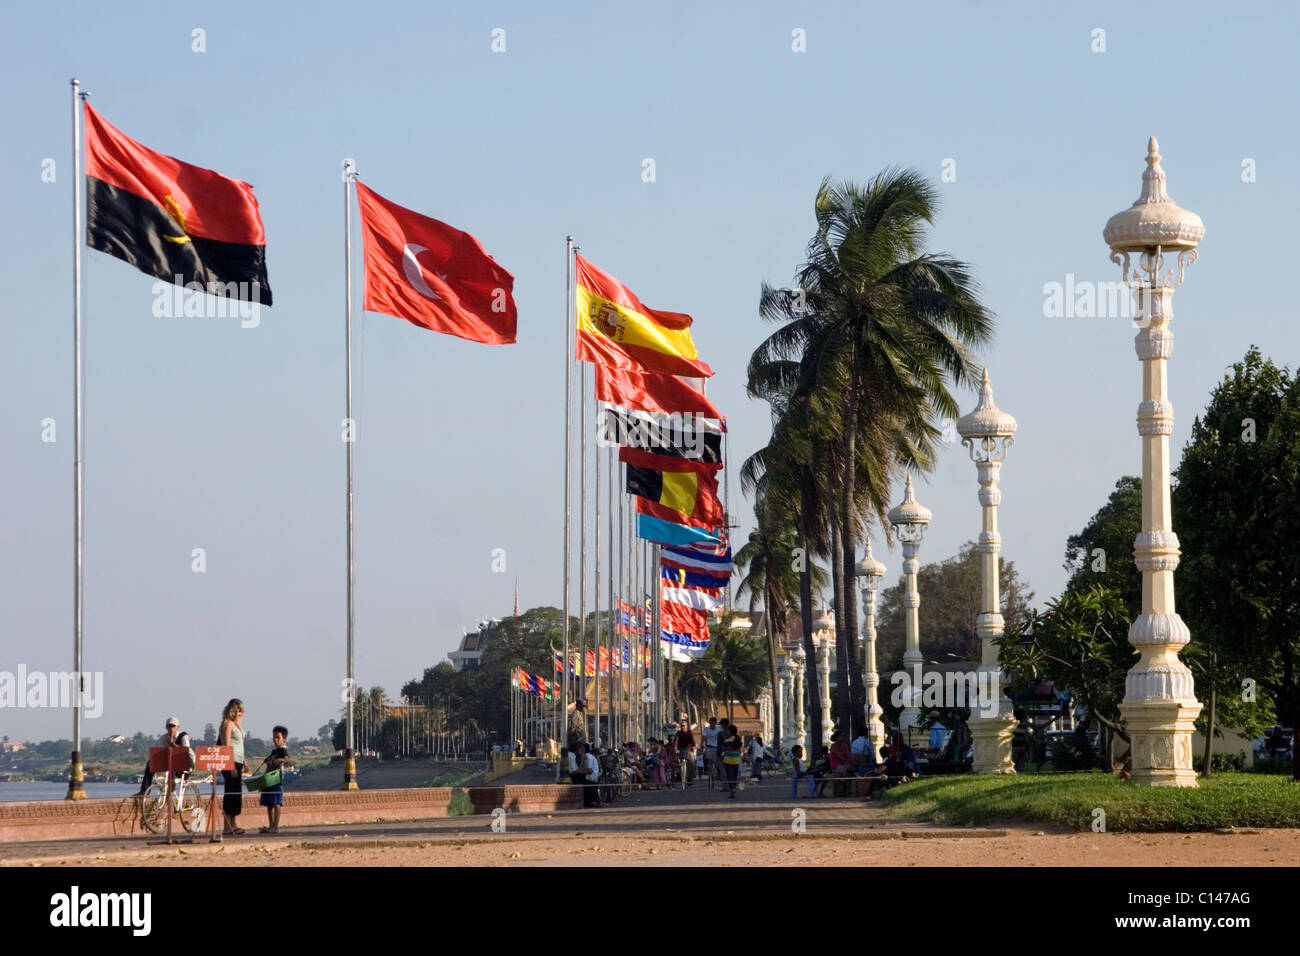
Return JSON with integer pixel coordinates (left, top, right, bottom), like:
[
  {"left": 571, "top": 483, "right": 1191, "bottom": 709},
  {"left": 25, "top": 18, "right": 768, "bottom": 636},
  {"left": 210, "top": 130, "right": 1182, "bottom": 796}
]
[
  {"left": 829, "top": 509, "right": 849, "bottom": 736},
  {"left": 840, "top": 385, "right": 865, "bottom": 735},
  {"left": 798, "top": 467, "right": 823, "bottom": 759}
]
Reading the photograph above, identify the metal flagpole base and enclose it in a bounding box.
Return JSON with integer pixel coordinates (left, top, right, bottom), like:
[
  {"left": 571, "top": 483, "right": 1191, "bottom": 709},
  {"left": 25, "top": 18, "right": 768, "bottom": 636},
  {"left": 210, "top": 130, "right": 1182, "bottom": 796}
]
[
  {"left": 341, "top": 750, "right": 360, "bottom": 790},
  {"left": 65, "top": 752, "right": 87, "bottom": 800}
]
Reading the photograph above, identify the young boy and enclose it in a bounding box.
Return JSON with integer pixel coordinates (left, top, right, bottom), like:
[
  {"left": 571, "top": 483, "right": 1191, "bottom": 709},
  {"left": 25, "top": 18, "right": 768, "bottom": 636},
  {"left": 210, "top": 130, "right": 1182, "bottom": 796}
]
[
  {"left": 790, "top": 744, "right": 817, "bottom": 799},
  {"left": 258, "top": 725, "right": 291, "bottom": 833}
]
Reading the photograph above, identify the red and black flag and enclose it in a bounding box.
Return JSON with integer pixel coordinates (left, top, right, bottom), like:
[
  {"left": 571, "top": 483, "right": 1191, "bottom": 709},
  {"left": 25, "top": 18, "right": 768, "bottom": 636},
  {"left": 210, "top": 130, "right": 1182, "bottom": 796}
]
[{"left": 84, "top": 104, "right": 272, "bottom": 305}]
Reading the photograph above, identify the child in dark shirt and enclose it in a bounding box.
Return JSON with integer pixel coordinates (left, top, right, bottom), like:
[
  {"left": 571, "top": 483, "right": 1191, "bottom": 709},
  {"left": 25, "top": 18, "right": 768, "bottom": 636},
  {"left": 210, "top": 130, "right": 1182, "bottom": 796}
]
[{"left": 257, "top": 725, "right": 291, "bottom": 833}]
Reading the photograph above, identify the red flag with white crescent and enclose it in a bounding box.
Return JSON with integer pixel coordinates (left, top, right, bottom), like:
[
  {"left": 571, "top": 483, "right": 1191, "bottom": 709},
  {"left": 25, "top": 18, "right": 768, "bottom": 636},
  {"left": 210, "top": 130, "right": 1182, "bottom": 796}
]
[{"left": 355, "top": 181, "right": 516, "bottom": 344}]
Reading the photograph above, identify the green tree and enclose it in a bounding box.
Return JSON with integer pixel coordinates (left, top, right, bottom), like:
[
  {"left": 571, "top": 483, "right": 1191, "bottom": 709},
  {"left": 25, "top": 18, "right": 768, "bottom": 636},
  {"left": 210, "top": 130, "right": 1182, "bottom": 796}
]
[
  {"left": 874, "top": 541, "right": 1034, "bottom": 671},
  {"left": 202, "top": 723, "right": 217, "bottom": 745},
  {"left": 998, "top": 585, "right": 1135, "bottom": 750},
  {"left": 735, "top": 487, "right": 828, "bottom": 750},
  {"left": 1174, "top": 347, "right": 1298, "bottom": 777},
  {"left": 1064, "top": 476, "right": 1142, "bottom": 618},
  {"left": 749, "top": 171, "right": 993, "bottom": 738}
]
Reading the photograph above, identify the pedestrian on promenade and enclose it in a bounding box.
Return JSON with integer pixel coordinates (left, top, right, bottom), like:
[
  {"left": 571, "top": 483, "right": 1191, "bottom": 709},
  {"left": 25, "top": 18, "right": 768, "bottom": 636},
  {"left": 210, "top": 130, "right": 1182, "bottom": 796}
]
[
  {"left": 218, "top": 699, "right": 246, "bottom": 835},
  {"left": 720, "top": 722, "right": 743, "bottom": 798},
  {"left": 702, "top": 716, "right": 722, "bottom": 780},
  {"left": 747, "top": 735, "right": 770, "bottom": 781},
  {"left": 829, "top": 731, "right": 852, "bottom": 797},
  {"left": 674, "top": 723, "right": 697, "bottom": 785},
  {"left": 255, "top": 725, "right": 290, "bottom": 834}
]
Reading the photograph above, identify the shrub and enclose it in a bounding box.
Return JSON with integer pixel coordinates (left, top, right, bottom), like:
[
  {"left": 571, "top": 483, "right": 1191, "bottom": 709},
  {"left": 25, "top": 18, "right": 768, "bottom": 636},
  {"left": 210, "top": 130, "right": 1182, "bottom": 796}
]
[
  {"left": 1251, "top": 756, "right": 1294, "bottom": 775},
  {"left": 1192, "top": 751, "right": 1246, "bottom": 773},
  {"left": 446, "top": 788, "right": 473, "bottom": 816},
  {"left": 1051, "top": 736, "right": 1103, "bottom": 771}
]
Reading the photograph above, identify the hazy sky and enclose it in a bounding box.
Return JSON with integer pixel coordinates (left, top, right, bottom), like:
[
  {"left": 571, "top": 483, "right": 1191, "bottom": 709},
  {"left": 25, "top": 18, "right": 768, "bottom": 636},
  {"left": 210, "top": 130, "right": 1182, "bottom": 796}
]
[{"left": 2, "top": 1, "right": 1296, "bottom": 744}]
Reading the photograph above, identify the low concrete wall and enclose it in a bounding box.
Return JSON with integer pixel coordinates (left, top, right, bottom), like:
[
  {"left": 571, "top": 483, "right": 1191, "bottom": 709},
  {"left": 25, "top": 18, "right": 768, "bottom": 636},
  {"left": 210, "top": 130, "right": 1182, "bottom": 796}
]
[
  {"left": 485, "top": 753, "right": 541, "bottom": 783},
  {"left": 0, "top": 784, "right": 581, "bottom": 843}
]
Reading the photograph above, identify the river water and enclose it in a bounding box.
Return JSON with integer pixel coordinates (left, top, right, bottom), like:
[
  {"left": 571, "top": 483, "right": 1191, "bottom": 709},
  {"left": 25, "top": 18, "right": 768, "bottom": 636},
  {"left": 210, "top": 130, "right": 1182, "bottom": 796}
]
[{"left": 0, "top": 781, "right": 141, "bottom": 803}]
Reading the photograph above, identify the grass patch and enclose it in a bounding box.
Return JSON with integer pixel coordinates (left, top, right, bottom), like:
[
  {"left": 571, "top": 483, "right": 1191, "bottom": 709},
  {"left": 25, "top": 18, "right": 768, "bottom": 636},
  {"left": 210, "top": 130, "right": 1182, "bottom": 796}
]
[
  {"left": 876, "top": 772, "right": 1300, "bottom": 832},
  {"left": 446, "top": 788, "right": 474, "bottom": 817}
]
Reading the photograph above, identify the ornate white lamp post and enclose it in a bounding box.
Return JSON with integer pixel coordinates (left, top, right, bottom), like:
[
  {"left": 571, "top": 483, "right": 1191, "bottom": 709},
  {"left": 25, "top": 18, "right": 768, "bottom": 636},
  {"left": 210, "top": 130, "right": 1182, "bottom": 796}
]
[
  {"left": 888, "top": 476, "right": 931, "bottom": 729},
  {"left": 790, "top": 644, "right": 807, "bottom": 750},
  {"left": 855, "top": 541, "right": 887, "bottom": 758},
  {"left": 813, "top": 608, "right": 836, "bottom": 742},
  {"left": 1103, "top": 137, "right": 1204, "bottom": 786},
  {"left": 957, "top": 369, "right": 1018, "bottom": 773}
]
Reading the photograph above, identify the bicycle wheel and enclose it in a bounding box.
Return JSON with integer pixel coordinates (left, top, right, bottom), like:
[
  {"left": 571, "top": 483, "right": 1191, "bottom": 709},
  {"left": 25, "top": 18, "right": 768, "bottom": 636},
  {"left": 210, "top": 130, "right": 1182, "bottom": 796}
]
[
  {"left": 178, "top": 783, "right": 206, "bottom": 833},
  {"left": 620, "top": 772, "right": 633, "bottom": 798},
  {"left": 138, "top": 783, "right": 167, "bottom": 834}
]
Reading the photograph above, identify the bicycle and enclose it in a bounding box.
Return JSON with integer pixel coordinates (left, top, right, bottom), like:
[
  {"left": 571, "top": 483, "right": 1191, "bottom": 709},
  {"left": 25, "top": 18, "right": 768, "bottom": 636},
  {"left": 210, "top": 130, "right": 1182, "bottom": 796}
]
[
  {"left": 138, "top": 770, "right": 207, "bottom": 835},
  {"left": 676, "top": 750, "right": 693, "bottom": 790},
  {"left": 597, "top": 752, "right": 622, "bottom": 805}
]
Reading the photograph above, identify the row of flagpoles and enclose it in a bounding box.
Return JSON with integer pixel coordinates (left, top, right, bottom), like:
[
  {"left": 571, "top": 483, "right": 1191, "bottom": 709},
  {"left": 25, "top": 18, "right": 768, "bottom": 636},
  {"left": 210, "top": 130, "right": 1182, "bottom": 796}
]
[
  {"left": 560, "top": 240, "right": 737, "bottom": 750},
  {"left": 60, "top": 82, "right": 738, "bottom": 793}
]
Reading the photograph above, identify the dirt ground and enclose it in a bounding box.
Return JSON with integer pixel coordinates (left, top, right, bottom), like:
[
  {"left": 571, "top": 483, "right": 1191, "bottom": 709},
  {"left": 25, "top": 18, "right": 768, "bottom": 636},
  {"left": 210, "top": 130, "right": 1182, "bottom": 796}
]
[{"left": 4, "top": 826, "right": 1297, "bottom": 867}]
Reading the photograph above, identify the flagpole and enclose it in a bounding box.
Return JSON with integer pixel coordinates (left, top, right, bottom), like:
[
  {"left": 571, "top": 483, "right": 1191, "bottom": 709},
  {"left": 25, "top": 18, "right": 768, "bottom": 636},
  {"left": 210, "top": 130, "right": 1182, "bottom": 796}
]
[
  {"left": 618, "top": 460, "right": 627, "bottom": 746},
  {"left": 66, "top": 78, "right": 87, "bottom": 801},
  {"left": 579, "top": 311, "right": 590, "bottom": 745},
  {"left": 594, "top": 408, "right": 602, "bottom": 751},
  {"left": 562, "top": 235, "right": 574, "bottom": 761},
  {"left": 341, "top": 158, "right": 359, "bottom": 791},
  {"left": 607, "top": 444, "right": 616, "bottom": 747}
]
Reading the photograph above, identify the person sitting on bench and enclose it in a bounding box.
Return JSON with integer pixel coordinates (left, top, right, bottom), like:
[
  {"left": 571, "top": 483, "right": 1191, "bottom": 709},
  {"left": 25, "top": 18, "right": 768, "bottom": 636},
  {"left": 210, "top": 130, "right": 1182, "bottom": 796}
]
[{"left": 789, "top": 744, "right": 818, "bottom": 798}]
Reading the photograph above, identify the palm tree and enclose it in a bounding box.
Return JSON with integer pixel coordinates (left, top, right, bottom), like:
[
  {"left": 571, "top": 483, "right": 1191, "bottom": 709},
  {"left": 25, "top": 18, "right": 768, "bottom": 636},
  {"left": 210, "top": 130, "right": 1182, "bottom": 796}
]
[
  {"left": 736, "top": 481, "right": 820, "bottom": 752},
  {"left": 714, "top": 629, "right": 771, "bottom": 723},
  {"left": 750, "top": 171, "right": 994, "bottom": 735},
  {"left": 752, "top": 413, "right": 835, "bottom": 754}
]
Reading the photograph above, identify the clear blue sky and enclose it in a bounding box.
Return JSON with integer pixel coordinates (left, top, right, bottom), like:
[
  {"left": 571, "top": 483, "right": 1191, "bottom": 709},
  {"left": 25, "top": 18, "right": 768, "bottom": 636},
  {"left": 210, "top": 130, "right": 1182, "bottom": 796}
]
[{"left": 2, "top": 0, "right": 1296, "bottom": 743}]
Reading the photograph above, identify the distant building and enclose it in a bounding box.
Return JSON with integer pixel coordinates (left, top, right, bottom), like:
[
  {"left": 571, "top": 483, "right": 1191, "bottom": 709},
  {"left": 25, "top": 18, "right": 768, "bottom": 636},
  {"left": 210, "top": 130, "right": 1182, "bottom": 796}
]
[
  {"left": 447, "top": 617, "right": 501, "bottom": 672},
  {"left": 104, "top": 734, "right": 127, "bottom": 744}
]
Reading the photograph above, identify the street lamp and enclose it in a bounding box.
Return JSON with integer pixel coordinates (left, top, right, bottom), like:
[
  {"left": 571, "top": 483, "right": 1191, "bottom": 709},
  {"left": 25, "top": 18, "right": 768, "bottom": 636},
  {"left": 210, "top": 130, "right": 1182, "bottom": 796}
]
[
  {"left": 790, "top": 644, "right": 807, "bottom": 751},
  {"left": 957, "top": 368, "right": 1018, "bottom": 773},
  {"left": 855, "top": 541, "right": 887, "bottom": 758},
  {"left": 888, "top": 475, "right": 931, "bottom": 730},
  {"left": 813, "top": 607, "right": 836, "bottom": 743},
  {"left": 1103, "top": 136, "right": 1203, "bottom": 786}
]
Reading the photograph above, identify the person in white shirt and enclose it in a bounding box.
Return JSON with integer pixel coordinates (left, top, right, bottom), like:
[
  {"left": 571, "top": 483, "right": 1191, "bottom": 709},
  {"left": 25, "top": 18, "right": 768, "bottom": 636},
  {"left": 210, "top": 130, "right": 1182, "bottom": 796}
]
[
  {"left": 568, "top": 743, "right": 599, "bottom": 808},
  {"left": 701, "top": 717, "right": 723, "bottom": 778},
  {"left": 747, "top": 735, "right": 771, "bottom": 781}
]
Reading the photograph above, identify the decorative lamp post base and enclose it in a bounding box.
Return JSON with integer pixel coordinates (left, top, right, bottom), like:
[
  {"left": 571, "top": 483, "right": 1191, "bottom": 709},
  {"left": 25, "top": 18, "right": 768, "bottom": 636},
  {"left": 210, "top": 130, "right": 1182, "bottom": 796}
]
[
  {"left": 968, "top": 712, "right": 1017, "bottom": 774},
  {"left": 1119, "top": 698, "right": 1201, "bottom": 787},
  {"left": 66, "top": 753, "right": 87, "bottom": 801},
  {"left": 341, "top": 750, "right": 360, "bottom": 791}
]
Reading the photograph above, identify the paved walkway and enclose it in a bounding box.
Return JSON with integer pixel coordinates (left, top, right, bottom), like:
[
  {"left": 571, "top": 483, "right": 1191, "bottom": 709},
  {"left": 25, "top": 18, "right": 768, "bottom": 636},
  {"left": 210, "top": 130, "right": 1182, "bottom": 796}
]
[{"left": 0, "top": 774, "right": 1002, "bottom": 864}]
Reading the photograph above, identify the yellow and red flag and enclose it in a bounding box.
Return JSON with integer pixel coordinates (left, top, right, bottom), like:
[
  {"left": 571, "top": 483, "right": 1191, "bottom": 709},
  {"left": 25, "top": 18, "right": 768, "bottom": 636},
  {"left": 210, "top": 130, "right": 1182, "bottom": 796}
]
[{"left": 575, "top": 255, "right": 712, "bottom": 378}]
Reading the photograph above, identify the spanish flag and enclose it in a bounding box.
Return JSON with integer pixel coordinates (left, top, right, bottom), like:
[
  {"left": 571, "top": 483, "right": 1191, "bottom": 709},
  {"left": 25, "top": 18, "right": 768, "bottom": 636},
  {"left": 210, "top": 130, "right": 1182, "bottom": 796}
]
[{"left": 575, "top": 255, "right": 712, "bottom": 378}]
